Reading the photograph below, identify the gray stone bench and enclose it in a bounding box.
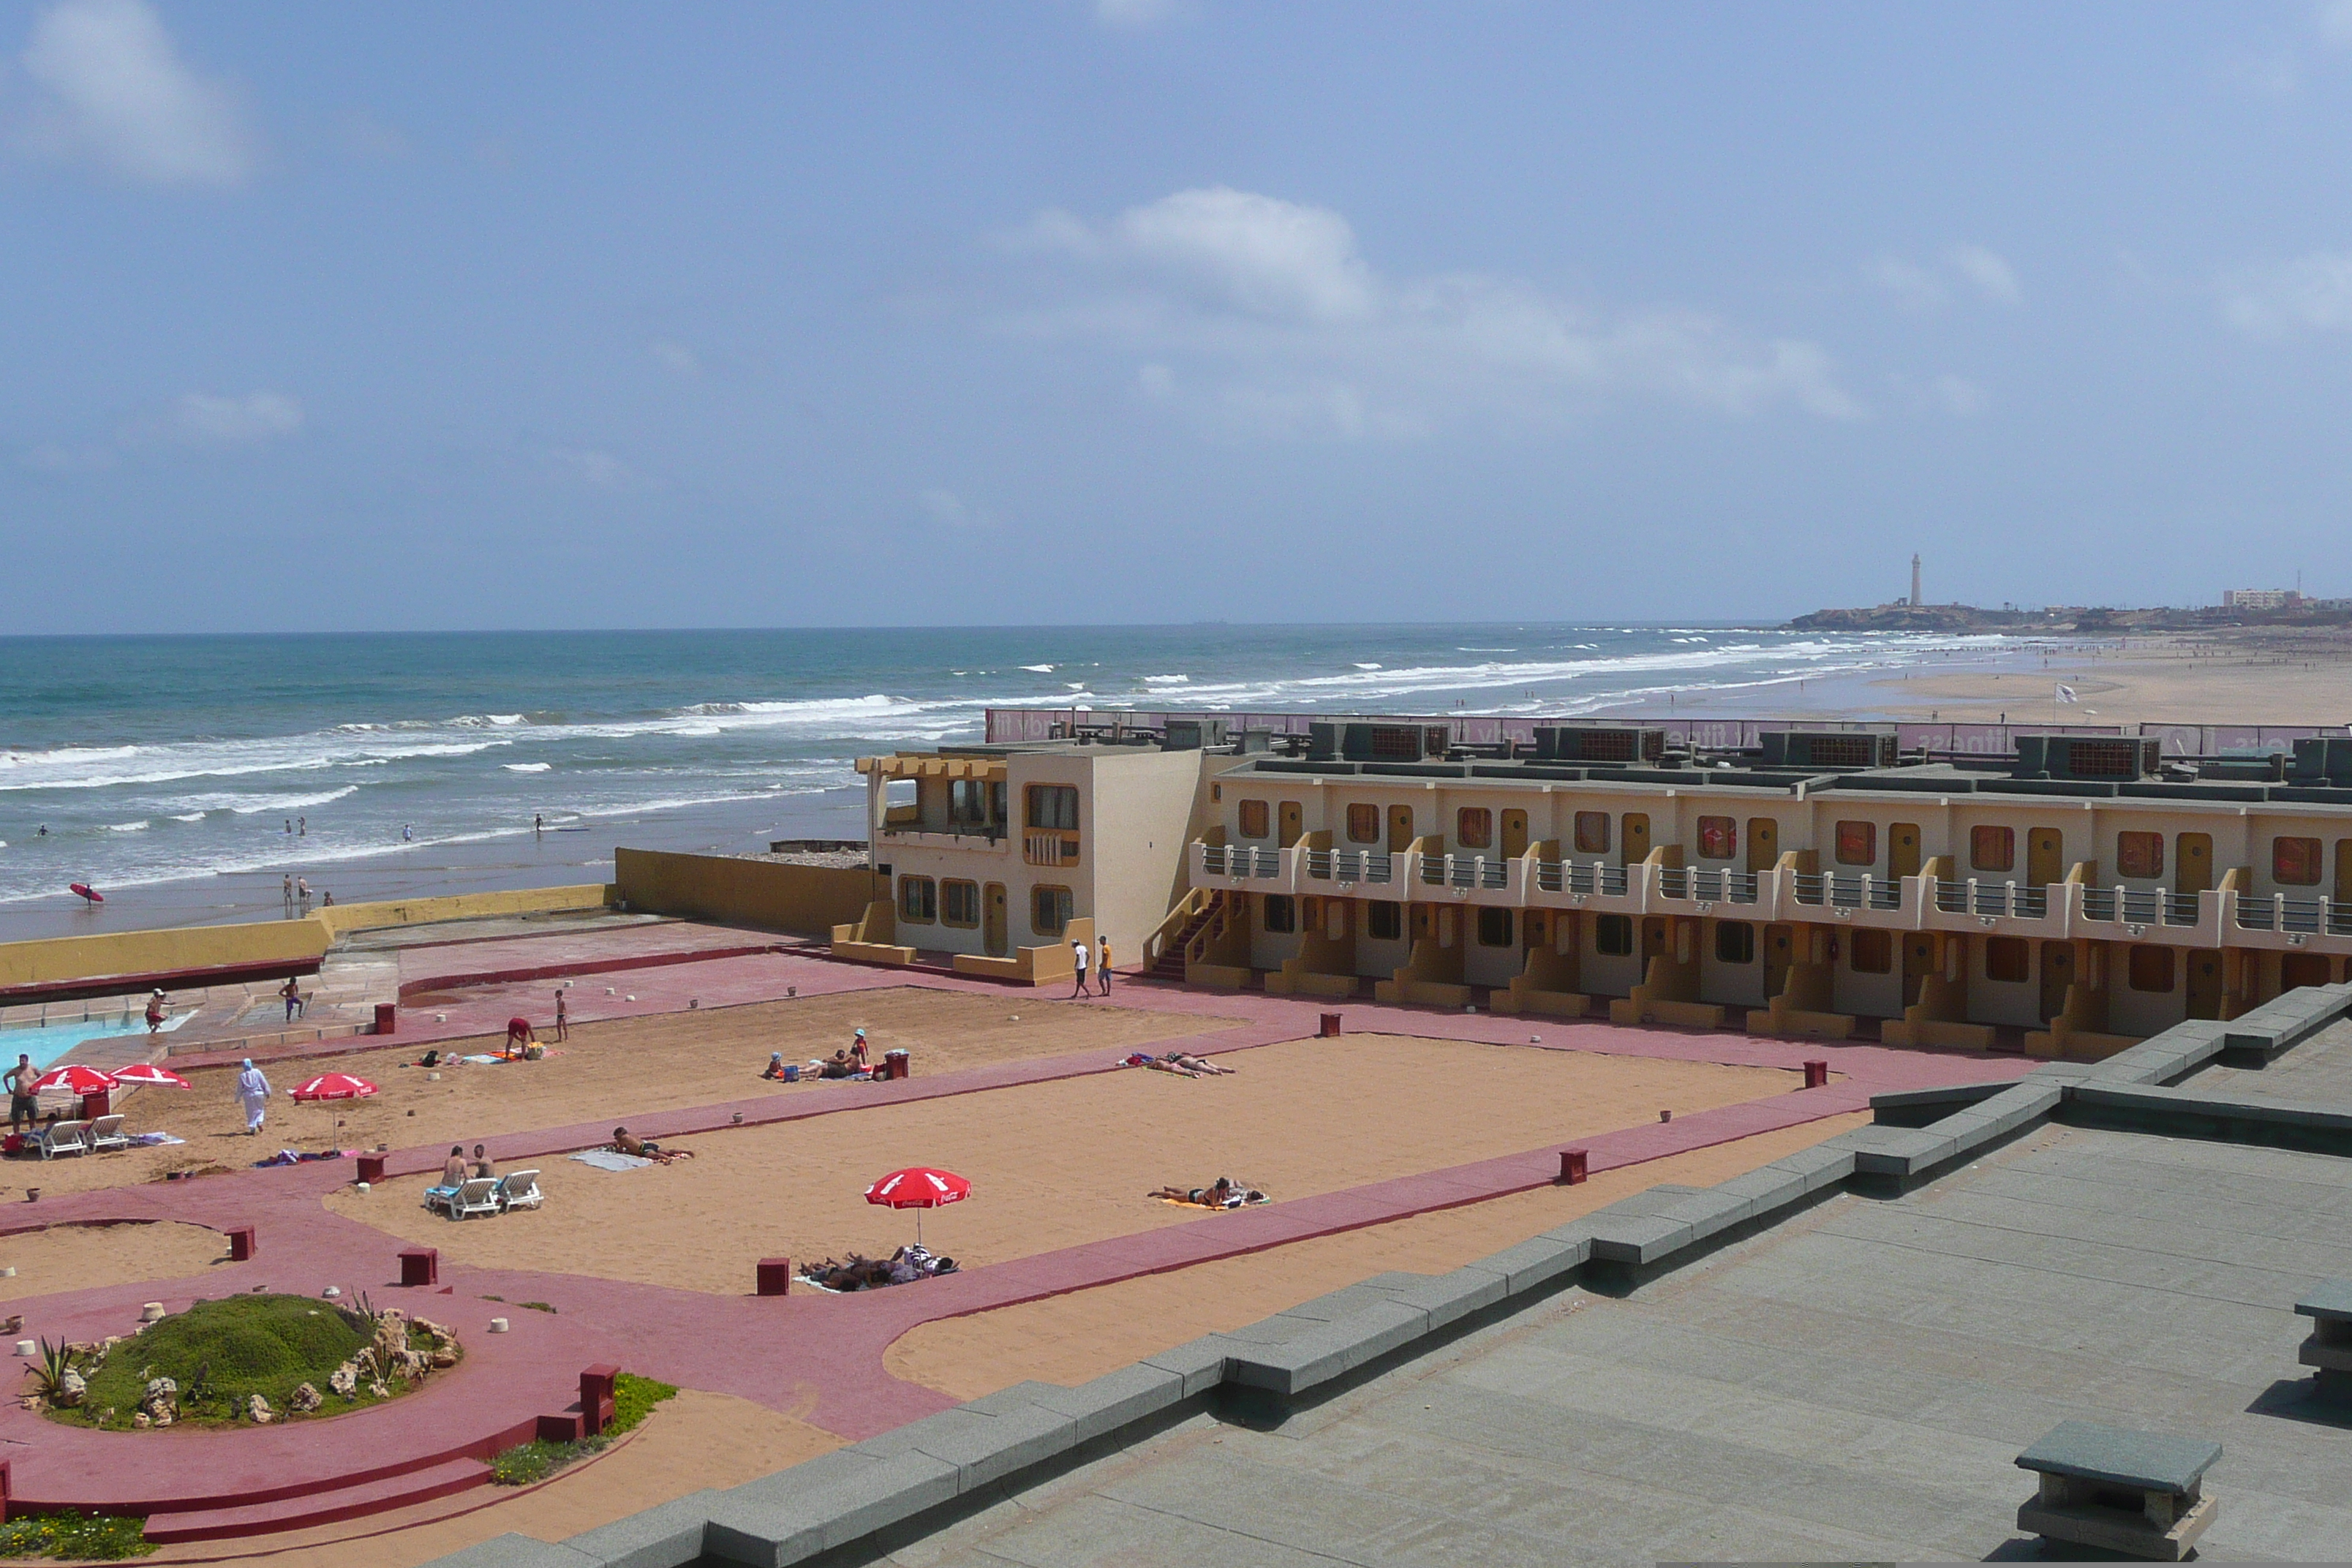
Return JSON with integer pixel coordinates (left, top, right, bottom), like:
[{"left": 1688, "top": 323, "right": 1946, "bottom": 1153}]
[
  {"left": 2296, "top": 1279, "right": 2352, "bottom": 1401},
  {"left": 2015, "top": 1420, "right": 2220, "bottom": 1561}
]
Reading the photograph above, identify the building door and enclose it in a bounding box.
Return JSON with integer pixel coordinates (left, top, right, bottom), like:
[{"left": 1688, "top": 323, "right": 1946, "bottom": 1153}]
[
  {"left": 1640, "top": 916, "right": 1669, "bottom": 967},
  {"left": 983, "top": 883, "right": 1007, "bottom": 957},
  {"left": 2186, "top": 950, "right": 2223, "bottom": 1020},
  {"left": 2028, "top": 828, "right": 2063, "bottom": 887},
  {"left": 2176, "top": 833, "right": 2212, "bottom": 896},
  {"left": 1763, "top": 923, "right": 1794, "bottom": 1000},
  {"left": 1500, "top": 809, "right": 1529, "bottom": 859},
  {"left": 2283, "top": 952, "right": 2334, "bottom": 991},
  {"left": 2337, "top": 841, "right": 2352, "bottom": 905},
  {"left": 1746, "top": 818, "right": 1779, "bottom": 874},
  {"left": 2039, "top": 942, "right": 2074, "bottom": 1023},
  {"left": 1902, "top": 934, "right": 1935, "bottom": 1009},
  {"left": 1889, "top": 823, "right": 1922, "bottom": 881},
  {"left": 1622, "top": 813, "right": 1651, "bottom": 866},
  {"left": 1279, "top": 801, "right": 1303, "bottom": 846},
  {"left": 1410, "top": 903, "right": 1433, "bottom": 944},
  {"left": 1387, "top": 804, "right": 1415, "bottom": 852}
]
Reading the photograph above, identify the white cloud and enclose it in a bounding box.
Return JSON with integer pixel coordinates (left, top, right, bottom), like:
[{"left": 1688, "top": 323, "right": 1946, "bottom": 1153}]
[
  {"left": 2321, "top": 0, "right": 2352, "bottom": 48},
  {"left": 2222, "top": 252, "right": 2352, "bottom": 335},
  {"left": 919, "top": 488, "right": 996, "bottom": 529},
  {"left": 1947, "top": 245, "right": 2021, "bottom": 306},
  {"left": 170, "top": 391, "right": 301, "bottom": 444},
  {"left": 18, "top": 0, "right": 256, "bottom": 186},
  {"left": 1867, "top": 246, "right": 2019, "bottom": 309},
  {"left": 1006, "top": 186, "right": 1863, "bottom": 437},
  {"left": 1931, "top": 375, "right": 1988, "bottom": 417},
  {"left": 1866, "top": 257, "right": 1947, "bottom": 312}
]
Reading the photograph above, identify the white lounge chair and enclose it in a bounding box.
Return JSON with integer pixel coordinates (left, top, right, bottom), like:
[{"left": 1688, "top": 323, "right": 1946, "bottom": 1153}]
[
  {"left": 88, "top": 1115, "right": 129, "bottom": 1153},
  {"left": 448, "top": 1176, "right": 501, "bottom": 1219},
  {"left": 35, "top": 1120, "right": 91, "bottom": 1159},
  {"left": 492, "top": 1169, "right": 542, "bottom": 1212}
]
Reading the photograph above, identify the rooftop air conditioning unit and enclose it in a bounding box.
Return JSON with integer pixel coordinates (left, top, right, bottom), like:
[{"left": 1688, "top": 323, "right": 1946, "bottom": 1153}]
[
  {"left": 1163, "top": 717, "right": 1232, "bottom": 752},
  {"left": 2013, "top": 734, "right": 2159, "bottom": 781},
  {"left": 1757, "top": 731, "right": 1898, "bottom": 770},
  {"left": 1531, "top": 725, "right": 1666, "bottom": 764}
]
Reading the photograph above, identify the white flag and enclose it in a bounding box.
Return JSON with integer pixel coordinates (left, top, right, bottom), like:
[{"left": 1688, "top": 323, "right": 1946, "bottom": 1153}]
[{"left": 2054, "top": 684, "right": 2078, "bottom": 704}]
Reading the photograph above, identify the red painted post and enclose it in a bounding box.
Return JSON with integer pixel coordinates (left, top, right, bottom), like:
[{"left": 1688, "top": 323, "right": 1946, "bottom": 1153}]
[
  {"left": 374, "top": 1003, "right": 398, "bottom": 1036},
  {"left": 580, "top": 1363, "right": 619, "bottom": 1436},
  {"left": 226, "top": 1226, "right": 256, "bottom": 1262},
  {"left": 1320, "top": 1012, "right": 1342, "bottom": 1038},
  {"left": 1803, "top": 1059, "right": 1829, "bottom": 1090},
  {"left": 356, "top": 1154, "right": 386, "bottom": 1184},
  {"left": 755, "top": 1258, "right": 793, "bottom": 1297},
  {"left": 1559, "top": 1149, "right": 1588, "bottom": 1185},
  {"left": 1, "top": 1456, "right": 13, "bottom": 1523},
  {"left": 398, "top": 1247, "right": 438, "bottom": 1286}
]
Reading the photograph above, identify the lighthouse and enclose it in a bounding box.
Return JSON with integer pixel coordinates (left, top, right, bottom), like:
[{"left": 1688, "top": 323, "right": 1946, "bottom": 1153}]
[{"left": 1910, "top": 553, "right": 1922, "bottom": 608}]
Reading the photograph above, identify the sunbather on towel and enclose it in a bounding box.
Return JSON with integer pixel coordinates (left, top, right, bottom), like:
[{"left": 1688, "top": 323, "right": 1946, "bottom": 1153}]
[
  {"left": 761, "top": 1052, "right": 791, "bottom": 1080},
  {"left": 1148, "top": 1175, "right": 1267, "bottom": 1209},
  {"left": 815, "top": 1050, "right": 861, "bottom": 1079},
  {"left": 609, "top": 1126, "right": 693, "bottom": 1164},
  {"left": 1162, "top": 1051, "right": 1234, "bottom": 1075}
]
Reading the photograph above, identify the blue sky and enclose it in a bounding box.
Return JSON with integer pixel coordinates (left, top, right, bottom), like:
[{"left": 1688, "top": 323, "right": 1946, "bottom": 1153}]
[{"left": 7, "top": 1, "right": 2352, "bottom": 632}]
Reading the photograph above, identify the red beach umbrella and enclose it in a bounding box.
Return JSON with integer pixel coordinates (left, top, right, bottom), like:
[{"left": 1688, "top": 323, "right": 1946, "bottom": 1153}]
[
  {"left": 864, "top": 1166, "right": 970, "bottom": 1246},
  {"left": 108, "top": 1063, "right": 189, "bottom": 1088},
  {"left": 289, "top": 1073, "right": 377, "bottom": 1101},
  {"left": 29, "top": 1064, "right": 115, "bottom": 1096}
]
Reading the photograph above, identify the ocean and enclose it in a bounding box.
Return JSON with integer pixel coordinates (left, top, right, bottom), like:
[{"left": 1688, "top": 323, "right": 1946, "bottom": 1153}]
[{"left": 0, "top": 625, "right": 1999, "bottom": 926}]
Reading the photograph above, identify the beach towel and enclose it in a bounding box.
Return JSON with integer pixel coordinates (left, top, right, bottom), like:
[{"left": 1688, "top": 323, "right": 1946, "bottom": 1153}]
[
  {"left": 129, "top": 1132, "right": 184, "bottom": 1146},
  {"left": 569, "top": 1149, "right": 653, "bottom": 1172}
]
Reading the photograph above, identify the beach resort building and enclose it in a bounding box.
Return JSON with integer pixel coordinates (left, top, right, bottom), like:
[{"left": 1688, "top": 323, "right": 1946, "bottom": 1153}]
[{"left": 841, "top": 712, "right": 2352, "bottom": 1055}]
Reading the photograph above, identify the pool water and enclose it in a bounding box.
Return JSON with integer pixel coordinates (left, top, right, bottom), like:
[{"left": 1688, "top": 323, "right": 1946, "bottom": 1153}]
[{"left": 0, "top": 1011, "right": 195, "bottom": 1071}]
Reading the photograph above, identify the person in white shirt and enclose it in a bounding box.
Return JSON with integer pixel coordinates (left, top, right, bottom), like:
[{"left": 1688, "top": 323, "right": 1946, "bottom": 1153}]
[
  {"left": 235, "top": 1060, "right": 272, "bottom": 1135},
  {"left": 1069, "top": 939, "right": 1090, "bottom": 998}
]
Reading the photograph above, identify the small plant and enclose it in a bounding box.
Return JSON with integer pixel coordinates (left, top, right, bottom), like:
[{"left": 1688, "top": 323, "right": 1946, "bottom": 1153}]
[
  {"left": 519, "top": 1301, "right": 556, "bottom": 1314},
  {"left": 0, "top": 1509, "right": 154, "bottom": 1559},
  {"left": 23, "top": 1341, "right": 91, "bottom": 1406},
  {"left": 487, "top": 1374, "right": 678, "bottom": 1486}
]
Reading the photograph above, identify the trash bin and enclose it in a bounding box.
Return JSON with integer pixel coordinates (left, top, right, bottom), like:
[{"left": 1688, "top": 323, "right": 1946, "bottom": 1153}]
[
  {"left": 374, "top": 1003, "right": 397, "bottom": 1036},
  {"left": 884, "top": 1049, "right": 910, "bottom": 1081}
]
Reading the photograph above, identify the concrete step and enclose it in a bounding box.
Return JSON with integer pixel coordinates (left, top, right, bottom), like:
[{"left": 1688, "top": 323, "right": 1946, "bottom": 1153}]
[{"left": 140, "top": 1455, "right": 491, "bottom": 1542}]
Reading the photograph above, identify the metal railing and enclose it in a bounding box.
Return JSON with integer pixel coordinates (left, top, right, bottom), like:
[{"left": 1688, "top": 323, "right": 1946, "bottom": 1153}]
[
  {"left": 1931, "top": 879, "right": 2051, "bottom": 919},
  {"left": 1532, "top": 861, "right": 1629, "bottom": 897},
  {"left": 1419, "top": 854, "right": 1509, "bottom": 891},
  {"left": 2233, "top": 894, "right": 2352, "bottom": 936},
  {"left": 1656, "top": 867, "right": 1759, "bottom": 905},
  {"left": 1305, "top": 848, "right": 1393, "bottom": 884},
  {"left": 1199, "top": 843, "right": 1280, "bottom": 879},
  {"left": 2079, "top": 886, "right": 2204, "bottom": 928},
  {"left": 1791, "top": 872, "right": 1900, "bottom": 911}
]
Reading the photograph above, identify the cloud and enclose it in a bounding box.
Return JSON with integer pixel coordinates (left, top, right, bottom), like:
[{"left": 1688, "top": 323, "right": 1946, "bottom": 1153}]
[
  {"left": 2321, "top": 0, "right": 2352, "bottom": 48},
  {"left": 1867, "top": 246, "right": 2020, "bottom": 309},
  {"left": 919, "top": 488, "right": 996, "bottom": 529},
  {"left": 170, "top": 391, "right": 301, "bottom": 444},
  {"left": 2221, "top": 252, "right": 2352, "bottom": 335},
  {"left": 18, "top": 0, "right": 257, "bottom": 186},
  {"left": 649, "top": 339, "right": 701, "bottom": 376},
  {"left": 1004, "top": 186, "right": 1863, "bottom": 437}
]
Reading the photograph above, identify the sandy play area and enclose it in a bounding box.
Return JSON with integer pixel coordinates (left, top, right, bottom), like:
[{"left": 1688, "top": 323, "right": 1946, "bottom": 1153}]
[
  {"left": 0, "top": 1221, "right": 227, "bottom": 1304},
  {"left": 0, "top": 987, "right": 1240, "bottom": 1202},
  {"left": 328, "top": 1035, "right": 1803, "bottom": 1295},
  {"left": 886, "top": 1111, "right": 1869, "bottom": 1400}
]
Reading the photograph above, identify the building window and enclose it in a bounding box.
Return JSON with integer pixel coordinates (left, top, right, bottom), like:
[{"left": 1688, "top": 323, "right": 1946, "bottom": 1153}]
[
  {"left": 1346, "top": 804, "right": 1380, "bottom": 844},
  {"left": 1850, "top": 929, "right": 1892, "bottom": 973},
  {"left": 1594, "top": 913, "right": 1633, "bottom": 956},
  {"left": 1025, "top": 785, "right": 1079, "bottom": 832},
  {"left": 941, "top": 880, "right": 979, "bottom": 927},
  {"left": 1985, "top": 937, "right": 2030, "bottom": 984},
  {"left": 1030, "top": 885, "right": 1073, "bottom": 938},
  {"left": 1457, "top": 807, "right": 1493, "bottom": 850},
  {"left": 898, "top": 876, "right": 936, "bottom": 923},
  {"left": 1477, "top": 907, "right": 1514, "bottom": 946},
  {"left": 1366, "top": 900, "right": 1403, "bottom": 941},
  {"left": 2274, "top": 836, "right": 2323, "bottom": 886},
  {"left": 1697, "top": 816, "right": 1737, "bottom": 861},
  {"left": 1262, "top": 894, "right": 1297, "bottom": 933},
  {"left": 2127, "top": 945, "right": 2175, "bottom": 992},
  {"left": 2117, "top": 832, "right": 2164, "bottom": 879},
  {"left": 1714, "top": 921, "right": 1755, "bottom": 964},
  {"left": 950, "top": 779, "right": 999, "bottom": 829},
  {"left": 1970, "top": 826, "right": 2015, "bottom": 874},
  {"left": 1574, "top": 811, "right": 1610, "bottom": 855},
  {"left": 1239, "top": 799, "right": 1270, "bottom": 839},
  {"left": 1834, "top": 821, "right": 1876, "bottom": 867}
]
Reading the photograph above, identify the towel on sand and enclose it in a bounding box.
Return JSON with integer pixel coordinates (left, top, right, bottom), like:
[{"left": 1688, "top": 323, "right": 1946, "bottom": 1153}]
[{"left": 569, "top": 1149, "right": 653, "bottom": 1172}]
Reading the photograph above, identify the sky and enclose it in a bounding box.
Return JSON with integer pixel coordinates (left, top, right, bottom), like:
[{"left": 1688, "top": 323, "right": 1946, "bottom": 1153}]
[{"left": 7, "top": 1, "right": 2352, "bottom": 633}]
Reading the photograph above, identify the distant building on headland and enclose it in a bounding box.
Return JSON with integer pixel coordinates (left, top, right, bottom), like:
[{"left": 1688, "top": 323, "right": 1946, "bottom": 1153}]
[{"left": 2222, "top": 588, "right": 2301, "bottom": 611}]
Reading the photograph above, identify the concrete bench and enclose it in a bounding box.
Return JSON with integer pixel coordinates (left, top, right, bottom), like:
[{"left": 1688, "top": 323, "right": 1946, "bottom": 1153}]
[
  {"left": 2015, "top": 1420, "right": 2220, "bottom": 1561},
  {"left": 2295, "top": 1279, "right": 2352, "bottom": 1401}
]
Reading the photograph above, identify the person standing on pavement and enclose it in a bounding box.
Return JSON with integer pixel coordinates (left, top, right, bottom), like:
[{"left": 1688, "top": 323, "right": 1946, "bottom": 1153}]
[
  {"left": 1069, "top": 937, "right": 1090, "bottom": 998},
  {"left": 235, "top": 1059, "right": 272, "bottom": 1135},
  {"left": 554, "top": 989, "right": 568, "bottom": 1041},
  {"left": 1097, "top": 938, "right": 1113, "bottom": 996},
  {"left": 282, "top": 874, "right": 294, "bottom": 916}
]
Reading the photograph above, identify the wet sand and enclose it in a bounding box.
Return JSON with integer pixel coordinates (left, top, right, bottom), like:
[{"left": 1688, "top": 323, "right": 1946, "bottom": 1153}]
[{"left": 327, "top": 1036, "right": 1801, "bottom": 1296}]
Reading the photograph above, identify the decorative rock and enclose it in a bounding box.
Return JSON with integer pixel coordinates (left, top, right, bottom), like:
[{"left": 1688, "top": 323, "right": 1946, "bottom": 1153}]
[
  {"left": 429, "top": 1349, "right": 457, "bottom": 1368},
  {"left": 247, "top": 1393, "right": 273, "bottom": 1424},
  {"left": 426, "top": 1072, "right": 440, "bottom": 1082},
  {"left": 288, "top": 1382, "right": 321, "bottom": 1413},
  {"left": 321, "top": 1286, "right": 342, "bottom": 1298},
  {"left": 131, "top": 1411, "right": 151, "bottom": 1429},
  {"left": 489, "top": 1316, "right": 509, "bottom": 1333},
  {"left": 1, "top": 1266, "right": 14, "bottom": 1277},
  {"left": 140, "top": 1302, "right": 165, "bottom": 1323},
  {"left": 138, "top": 1376, "right": 177, "bottom": 1425},
  {"left": 368, "top": 1381, "right": 389, "bottom": 1399},
  {"left": 355, "top": 1182, "right": 370, "bottom": 1194},
  {"left": 55, "top": 1368, "right": 86, "bottom": 1407},
  {"left": 328, "top": 1362, "right": 358, "bottom": 1398}
]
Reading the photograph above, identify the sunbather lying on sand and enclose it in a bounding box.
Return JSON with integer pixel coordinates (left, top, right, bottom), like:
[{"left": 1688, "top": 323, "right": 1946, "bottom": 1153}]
[
  {"left": 608, "top": 1126, "right": 694, "bottom": 1164},
  {"left": 1123, "top": 1049, "right": 1237, "bottom": 1078},
  {"left": 800, "top": 1244, "right": 958, "bottom": 1291},
  {"left": 1147, "top": 1175, "right": 1267, "bottom": 1208}
]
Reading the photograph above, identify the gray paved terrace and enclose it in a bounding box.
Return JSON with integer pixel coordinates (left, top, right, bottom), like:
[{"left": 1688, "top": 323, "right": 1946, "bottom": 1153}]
[
  {"left": 876, "top": 1122, "right": 2352, "bottom": 1565},
  {"left": 2193, "top": 1015, "right": 2352, "bottom": 1106}
]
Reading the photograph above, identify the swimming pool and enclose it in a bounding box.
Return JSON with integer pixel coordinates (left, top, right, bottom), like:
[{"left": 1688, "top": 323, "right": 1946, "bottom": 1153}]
[{"left": 0, "top": 1011, "right": 194, "bottom": 1071}]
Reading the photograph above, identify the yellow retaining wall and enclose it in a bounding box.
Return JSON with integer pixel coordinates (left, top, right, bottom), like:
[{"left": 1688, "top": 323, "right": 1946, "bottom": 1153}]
[
  {"left": 616, "top": 848, "right": 881, "bottom": 936},
  {"left": 316, "top": 883, "right": 611, "bottom": 939}
]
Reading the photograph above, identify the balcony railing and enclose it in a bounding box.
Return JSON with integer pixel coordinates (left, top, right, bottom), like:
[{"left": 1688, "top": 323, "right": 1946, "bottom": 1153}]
[
  {"left": 2079, "top": 886, "right": 2204, "bottom": 928},
  {"left": 1791, "top": 872, "right": 1900, "bottom": 911},
  {"left": 1025, "top": 831, "right": 1079, "bottom": 868},
  {"left": 1532, "top": 860, "right": 1631, "bottom": 898},
  {"left": 1930, "top": 879, "right": 2051, "bottom": 920},
  {"left": 1418, "top": 854, "right": 1509, "bottom": 891},
  {"left": 1199, "top": 843, "right": 1280, "bottom": 879},
  {"left": 2234, "top": 893, "right": 2352, "bottom": 936},
  {"left": 1656, "top": 867, "right": 1759, "bottom": 905}
]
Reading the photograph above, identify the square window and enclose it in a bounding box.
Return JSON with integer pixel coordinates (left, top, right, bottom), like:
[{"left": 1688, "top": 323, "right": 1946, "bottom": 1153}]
[
  {"left": 1574, "top": 811, "right": 1610, "bottom": 854},
  {"left": 941, "top": 880, "right": 979, "bottom": 927},
  {"left": 1030, "top": 885, "right": 1073, "bottom": 938},
  {"left": 1697, "top": 816, "right": 1737, "bottom": 861},
  {"left": 1477, "top": 906, "right": 1514, "bottom": 946},
  {"left": 1346, "top": 804, "right": 1380, "bottom": 843},
  {"left": 1262, "top": 894, "right": 1297, "bottom": 932},
  {"left": 1594, "top": 913, "right": 1633, "bottom": 956},
  {"left": 1714, "top": 921, "right": 1755, "bottom": 964},
  {"left": 2274, "top": 836, "right": 2323, "bottom": 886},
  {"left": 2117, "top": 832, "right": 2164, "bottom": 879},
  {"left": 1239, "top": 799, "right": 1270, "bottom": 839},
  {"left": 1025, "top": 785, "right": 1079, "bottom": 832},
  {"left": 898, "top": 876, "right": 936, "bottom": 923},
  {"left": 1835, "top": 821, "right": 1876, "bottom": 866},
  {"left": 1366, "top": 900, "right": 1403, "bottom": 940},
  {"left": 2127, "top": 945, "right": 2175, "bottom": 992},
  {"left": 1970, "top": 826, "right": 2015, "bottom": 874},
  {"left": 1457, "top": 807, "right": 1493, "bottom": 850},
  {"left": 1985, "top": 937, "right": 2030, "bottom": 984},
  {"left": 1849, "top": 929, "right": 1891, "bottom": 973}
]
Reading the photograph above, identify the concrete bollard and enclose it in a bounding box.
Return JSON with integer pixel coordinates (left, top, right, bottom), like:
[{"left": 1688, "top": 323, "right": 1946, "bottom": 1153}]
[
  {"left": 226, "top": 1226, "right": 256, "bottom": 1262},
  {"left": 398, "top": 1248, "right": 438, "bottom": 1287},
  {"left": 140, "top": 1302, "right": 165, "bottom": 1323},
  {"left": 1319, "top": 1012, "right": 1342, "bottom": 1039},
  {"left": 1803, "top": 1059, "right": 1830, "bottom": 1089},
  {"left": 1558, "top": 1148, "right": 1588, "bottom": 1185},
  {"left": 756, "top": 1259, "right": 793, "bottom": 1297},
  {"left": 489, "top": 1317, "right": 509, "bottom": 1333}
]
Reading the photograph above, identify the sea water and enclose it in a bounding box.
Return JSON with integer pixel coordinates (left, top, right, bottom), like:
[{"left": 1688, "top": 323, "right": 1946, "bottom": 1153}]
[{"left": 0, "top": 625, "right": 1998, "bottom": 910}]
